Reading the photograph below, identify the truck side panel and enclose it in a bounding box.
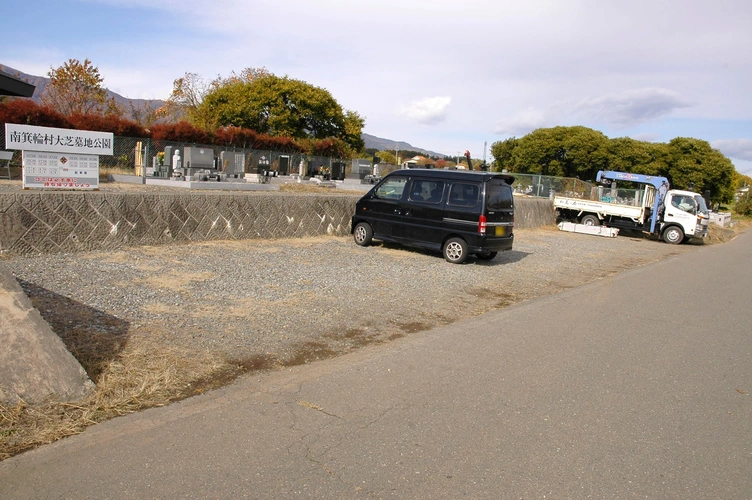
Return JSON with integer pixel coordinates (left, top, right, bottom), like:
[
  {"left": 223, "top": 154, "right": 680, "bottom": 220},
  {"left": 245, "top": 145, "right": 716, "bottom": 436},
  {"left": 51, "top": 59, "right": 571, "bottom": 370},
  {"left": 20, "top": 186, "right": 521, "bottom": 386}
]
[{"left": 553, "top": 197, "right": 645, "bottom": 220}]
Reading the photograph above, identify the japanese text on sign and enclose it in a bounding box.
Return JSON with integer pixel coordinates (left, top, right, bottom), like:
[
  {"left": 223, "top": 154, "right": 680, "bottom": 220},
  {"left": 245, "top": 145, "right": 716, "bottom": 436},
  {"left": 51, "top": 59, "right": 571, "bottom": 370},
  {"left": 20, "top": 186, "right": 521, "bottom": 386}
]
[
  {"left": 5, "top": 123, "right": 114, "bottom": 155},
  {"left": 22, "top": 151, "right": 100, "bottom": 190}
]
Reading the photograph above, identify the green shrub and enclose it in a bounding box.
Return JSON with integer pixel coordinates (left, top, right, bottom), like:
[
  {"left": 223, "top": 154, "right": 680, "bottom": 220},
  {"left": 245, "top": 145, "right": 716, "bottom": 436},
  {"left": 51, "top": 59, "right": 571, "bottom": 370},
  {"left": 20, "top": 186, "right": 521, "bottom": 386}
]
[{"left": 734, "top": 195, "right": 752, "bottom": 216}]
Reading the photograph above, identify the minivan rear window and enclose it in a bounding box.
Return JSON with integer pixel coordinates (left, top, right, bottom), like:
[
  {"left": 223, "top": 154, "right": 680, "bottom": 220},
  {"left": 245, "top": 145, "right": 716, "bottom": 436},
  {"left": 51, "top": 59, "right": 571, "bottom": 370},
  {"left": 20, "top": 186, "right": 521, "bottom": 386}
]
[
  {"left": 486, "top": 179, "right": 514, "bottom": 210},
  {"left": 410, "top": 180, "right": 445, "bottom": 204},
  {"left": 447, "top": 182, "right": 479, "bottom": 207}
]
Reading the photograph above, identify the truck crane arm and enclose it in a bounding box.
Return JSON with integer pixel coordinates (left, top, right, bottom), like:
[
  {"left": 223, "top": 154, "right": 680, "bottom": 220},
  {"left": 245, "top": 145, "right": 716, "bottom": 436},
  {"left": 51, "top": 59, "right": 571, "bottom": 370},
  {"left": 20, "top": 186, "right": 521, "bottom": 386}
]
[
  {"left": 596, "top": 170, "right": 669, "bottom": 190},
  {"left": 595, "top": 170, "right": 670, "bottom": 233},
  {"left": 464, "top": 150, "right": 473, "bottom": 171}
]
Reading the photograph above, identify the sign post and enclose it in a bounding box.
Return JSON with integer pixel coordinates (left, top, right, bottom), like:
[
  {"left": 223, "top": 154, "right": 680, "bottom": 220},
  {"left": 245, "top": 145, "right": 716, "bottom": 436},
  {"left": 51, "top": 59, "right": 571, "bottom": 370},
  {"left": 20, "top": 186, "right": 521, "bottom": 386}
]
[{"left": 4, "top": 123, "right": 114, "bottom": 190}]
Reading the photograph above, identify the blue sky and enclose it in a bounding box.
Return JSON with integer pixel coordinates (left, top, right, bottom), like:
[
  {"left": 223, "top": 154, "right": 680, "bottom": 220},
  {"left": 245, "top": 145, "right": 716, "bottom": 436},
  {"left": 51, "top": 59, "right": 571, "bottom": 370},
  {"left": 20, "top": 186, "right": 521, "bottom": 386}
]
[{"left": 4, "top": 0, "right": 752, "bottom": 175}]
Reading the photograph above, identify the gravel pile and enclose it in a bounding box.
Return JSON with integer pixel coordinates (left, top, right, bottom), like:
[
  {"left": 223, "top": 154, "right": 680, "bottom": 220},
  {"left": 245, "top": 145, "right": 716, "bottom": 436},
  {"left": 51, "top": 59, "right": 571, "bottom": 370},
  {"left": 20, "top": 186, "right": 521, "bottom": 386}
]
[{"left": 2, "top": 228, "right": 697, "bottom": 366}]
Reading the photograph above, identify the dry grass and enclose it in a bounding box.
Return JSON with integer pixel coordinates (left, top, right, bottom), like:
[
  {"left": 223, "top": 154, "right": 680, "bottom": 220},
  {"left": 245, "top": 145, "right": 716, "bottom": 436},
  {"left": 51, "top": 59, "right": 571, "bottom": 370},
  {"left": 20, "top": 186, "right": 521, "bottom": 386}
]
[
  {"left": 707, "top": 218, "right": 751, "bottom": 243},
  {"left": 278, "top": 182, "right": 363, "bottom": 195},
  {"left": 99, "top": 166, "right": 134, "bottom": 178},
  {"left": 0, "top": 332, "right": 238, "bottom": 460},
  {"left": 0, "top": 291, "right": 237, "bottom": 461}
]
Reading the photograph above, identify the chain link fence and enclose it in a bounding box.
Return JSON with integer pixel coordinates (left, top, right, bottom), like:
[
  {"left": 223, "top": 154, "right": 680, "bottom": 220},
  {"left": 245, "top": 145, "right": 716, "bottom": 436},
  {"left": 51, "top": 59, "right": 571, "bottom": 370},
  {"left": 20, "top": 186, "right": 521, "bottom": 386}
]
[
  {"left": 509, "top": 172, "right": 648, "bottom": 206},
  {"left": 507, "top": 173, "right": 594, "bottom": 199}
]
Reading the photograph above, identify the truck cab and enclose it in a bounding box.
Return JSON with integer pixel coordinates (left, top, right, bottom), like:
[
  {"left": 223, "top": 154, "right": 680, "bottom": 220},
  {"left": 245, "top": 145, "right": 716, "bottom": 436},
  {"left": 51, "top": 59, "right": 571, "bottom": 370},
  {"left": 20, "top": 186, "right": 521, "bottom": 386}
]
[{"left": 660, "top": 190, "right": 710, "bottom": 243}]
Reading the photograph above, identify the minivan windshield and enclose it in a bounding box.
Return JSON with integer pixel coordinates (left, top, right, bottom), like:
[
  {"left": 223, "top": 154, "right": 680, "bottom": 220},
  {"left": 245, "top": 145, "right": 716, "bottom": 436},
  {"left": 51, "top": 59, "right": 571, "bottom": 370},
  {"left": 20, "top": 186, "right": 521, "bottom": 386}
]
[
  {"left": 374, "top": 177, "right": 407, "bottom": 200},
  {"left": 486, "top": 179, "right": 514, "bottom": 210}
]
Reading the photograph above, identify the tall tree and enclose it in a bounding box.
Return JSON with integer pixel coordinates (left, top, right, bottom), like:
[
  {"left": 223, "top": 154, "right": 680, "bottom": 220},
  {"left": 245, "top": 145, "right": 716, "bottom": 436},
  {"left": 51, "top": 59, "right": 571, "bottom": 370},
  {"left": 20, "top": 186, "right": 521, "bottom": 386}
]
[
  {"left": 735, "top": 172, "right": 752, "bottom": 191},
  {"left": 198, "top": 74, "right": 365, "bottom": 152},
  {"left": 494, "top": 126, "right": 609, "bottom": 179},
  {"left": 490, "top": 137, "right": 518, "bottom": 171},
  {"left": 159, "top": 72, "right": 214, "bottom": 128},
  {"left": 606, "top": 137, "right": 669, "bottom": 176},
  {"left": 161, "top": 67, "right": 273, "bottom": 127},
  {"left": 343, "top": 110, "right": 366, "bottom": 152},
  {"left": 491, "top": 127, "right": 737, "bottom": 203},
  {"left": 41, "top": 58, "right": 117, "bottom": 116},
  {"left": 666, "top": 138, "right": 736, "bottom": 202},
  {"left": 376, "top": 150, "right": 396, "bottom": 164}
]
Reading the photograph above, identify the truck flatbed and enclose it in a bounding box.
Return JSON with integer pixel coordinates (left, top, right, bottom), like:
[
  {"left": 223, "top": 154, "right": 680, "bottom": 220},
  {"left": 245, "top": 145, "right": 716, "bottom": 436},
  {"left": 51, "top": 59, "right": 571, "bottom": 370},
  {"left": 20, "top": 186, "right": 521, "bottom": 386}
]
[{"left": 553, "top": 196, "right": 646, "bottom": 221}]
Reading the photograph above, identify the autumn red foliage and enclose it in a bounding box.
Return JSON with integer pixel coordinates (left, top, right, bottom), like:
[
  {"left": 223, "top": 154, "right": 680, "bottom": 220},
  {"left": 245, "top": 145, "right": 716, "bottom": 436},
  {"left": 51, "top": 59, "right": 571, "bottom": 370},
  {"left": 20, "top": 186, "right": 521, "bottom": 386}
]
[
  {"left": 309, "top": 138, "right": 349, "bottom": 158},
  {"left": 149, "top": 121, "right": 210, "bottom": 144},
  {"left": 67, "top": 112, "right": 147, "bottom": 137},
  {"left": 1, "top": 100, "right": 350, "bottom": 158},
  {"left": 0, "top": 98, "right": 71, "bottom": 128},
  {"left": 260, "top": 134, "right": 305, "bottom": 153},
  {"left": 213, "top": 126, "right": 259, "bottom": 148}
]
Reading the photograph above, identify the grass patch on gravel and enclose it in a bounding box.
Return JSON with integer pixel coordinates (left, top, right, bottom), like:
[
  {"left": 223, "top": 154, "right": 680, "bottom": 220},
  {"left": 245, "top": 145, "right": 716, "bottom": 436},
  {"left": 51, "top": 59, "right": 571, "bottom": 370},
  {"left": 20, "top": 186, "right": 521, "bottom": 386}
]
[
  {"left": 278, "top": 183, "right": 364, "bottom": 194},
  {"left": 707, "top": 219, "right": 750, "bottom": 243},
  {"left": 0, "top": 322, "right": 396, "bottom": 460},
  {"left": 0, "top": 329, "right": 230, "bottom": 460},
  {"left": 0, "top": 309, "right": 394, "bottom": 460}
]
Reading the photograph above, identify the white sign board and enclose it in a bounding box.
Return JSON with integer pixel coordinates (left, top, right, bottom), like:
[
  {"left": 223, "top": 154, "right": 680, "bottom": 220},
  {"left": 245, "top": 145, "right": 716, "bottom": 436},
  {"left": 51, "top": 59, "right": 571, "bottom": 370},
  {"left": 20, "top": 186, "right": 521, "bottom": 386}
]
[
  {"left": 5, "top": 123, "right": 113, "bottom": 155},
  {"left": 22, "top": 151, "right": 99, "bottom": 190}
]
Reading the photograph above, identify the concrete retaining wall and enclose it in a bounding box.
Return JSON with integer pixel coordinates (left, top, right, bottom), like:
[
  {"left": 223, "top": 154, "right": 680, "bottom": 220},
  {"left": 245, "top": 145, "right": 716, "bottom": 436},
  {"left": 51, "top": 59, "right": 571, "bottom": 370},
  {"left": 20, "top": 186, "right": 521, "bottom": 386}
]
[
  {"left": 0, "top": 192, "right": 555, "bottom": 256},
  {"left": 514, "top": 197, "right": 558, "bottom": 229}
]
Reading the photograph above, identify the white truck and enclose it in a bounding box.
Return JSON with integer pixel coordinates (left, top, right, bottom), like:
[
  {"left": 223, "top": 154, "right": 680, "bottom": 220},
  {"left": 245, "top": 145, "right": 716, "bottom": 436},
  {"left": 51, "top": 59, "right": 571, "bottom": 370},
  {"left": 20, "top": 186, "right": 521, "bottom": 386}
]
[{"left": 554, "top": 170, "right": 710, "bottom": 244}]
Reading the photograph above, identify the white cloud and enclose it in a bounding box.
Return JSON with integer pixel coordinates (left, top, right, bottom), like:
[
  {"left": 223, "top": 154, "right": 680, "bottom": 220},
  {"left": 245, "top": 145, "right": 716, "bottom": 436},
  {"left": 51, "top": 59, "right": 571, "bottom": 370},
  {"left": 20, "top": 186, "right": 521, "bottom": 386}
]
[
  {"left": 493, "top": 89, "right": 693, "bottom": 138},
  {"left": 630, "top": 132, "right": 662, "bottom": 143},
  {"left": 397, "top": 96, "right": 452, "bottom": 125},
  {"left": 571, "top": 88, "right": 692, "bottom": 128},
  {"left": 711, "top": 139, "right": 752, "bottom": 161},
  {"left": 494, "top": 107, "right": 551, "bottom": 137},
  {"left": 7, "top": 0, "right": 752, "bottom": 154}
]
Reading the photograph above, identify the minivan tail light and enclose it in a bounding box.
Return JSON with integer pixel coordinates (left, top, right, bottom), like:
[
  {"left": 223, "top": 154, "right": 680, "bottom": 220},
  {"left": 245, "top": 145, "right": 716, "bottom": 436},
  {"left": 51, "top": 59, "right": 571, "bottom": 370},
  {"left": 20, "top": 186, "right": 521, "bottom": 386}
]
[{"left": 478, "top": 215, "right": 487, "bottom": 234}]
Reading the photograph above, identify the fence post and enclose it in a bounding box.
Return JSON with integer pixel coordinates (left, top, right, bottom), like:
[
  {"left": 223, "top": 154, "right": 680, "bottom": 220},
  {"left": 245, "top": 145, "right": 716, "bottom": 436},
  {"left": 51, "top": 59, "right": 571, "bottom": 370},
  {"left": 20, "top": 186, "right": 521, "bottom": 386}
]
[{"left": 142, "top": 139, "right": 150, "bottom": 183}]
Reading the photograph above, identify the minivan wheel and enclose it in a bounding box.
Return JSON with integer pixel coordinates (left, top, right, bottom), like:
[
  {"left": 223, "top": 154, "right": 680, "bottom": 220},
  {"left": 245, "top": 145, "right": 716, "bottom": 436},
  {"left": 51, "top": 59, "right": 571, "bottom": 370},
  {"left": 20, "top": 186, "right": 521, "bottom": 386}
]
[
  {"left": 443, "top": 237, "right": 468, "bottom": 264},
  {"left": 476, "top": 251, "right": 498, "bottom": 261},
  {"left": 353, "top": 222, "right": 373, "bottom": 246}
]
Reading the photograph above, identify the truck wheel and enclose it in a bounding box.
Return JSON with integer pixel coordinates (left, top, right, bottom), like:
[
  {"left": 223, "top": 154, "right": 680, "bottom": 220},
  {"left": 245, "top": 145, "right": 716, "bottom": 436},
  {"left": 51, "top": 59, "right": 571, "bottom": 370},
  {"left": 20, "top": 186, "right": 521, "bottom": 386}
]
[
  {"left": 662, "top": 226, "right": 684, "bottom": 244},
  {"left": 580, "top": 214, "right": 600, "bottom": 226},
  {"left": 353, "top": 222, "right": 373, "bottom": 246},
  {"left": 443, "top": 237, "right": 468, "bottom": 264}
]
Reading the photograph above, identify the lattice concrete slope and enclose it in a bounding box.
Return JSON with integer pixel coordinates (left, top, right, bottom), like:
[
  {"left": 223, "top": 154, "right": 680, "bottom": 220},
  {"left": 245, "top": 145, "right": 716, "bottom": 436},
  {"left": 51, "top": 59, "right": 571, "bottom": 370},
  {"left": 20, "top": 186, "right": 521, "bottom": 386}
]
[
  {"left": 0, "top": 193, "right": 358, "bottom": 255},
  {"left": 0, "top": 192, "right": 555, "bottom": 256}
]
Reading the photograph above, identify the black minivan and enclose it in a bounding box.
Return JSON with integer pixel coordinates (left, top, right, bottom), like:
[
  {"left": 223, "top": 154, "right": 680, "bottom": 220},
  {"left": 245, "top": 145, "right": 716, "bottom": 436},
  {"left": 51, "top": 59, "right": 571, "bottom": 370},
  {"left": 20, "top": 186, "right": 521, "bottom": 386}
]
[{"left": 351, "top": 169, "right": 515, "bottom": 263}]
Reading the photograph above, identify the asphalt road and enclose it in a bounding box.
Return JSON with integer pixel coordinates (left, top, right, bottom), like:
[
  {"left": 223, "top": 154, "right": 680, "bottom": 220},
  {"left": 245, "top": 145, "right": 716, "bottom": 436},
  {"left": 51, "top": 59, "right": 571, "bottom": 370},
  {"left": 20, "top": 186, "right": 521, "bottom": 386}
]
[{"left": 1, "top": 231, "right": 751, "bottom": 499}]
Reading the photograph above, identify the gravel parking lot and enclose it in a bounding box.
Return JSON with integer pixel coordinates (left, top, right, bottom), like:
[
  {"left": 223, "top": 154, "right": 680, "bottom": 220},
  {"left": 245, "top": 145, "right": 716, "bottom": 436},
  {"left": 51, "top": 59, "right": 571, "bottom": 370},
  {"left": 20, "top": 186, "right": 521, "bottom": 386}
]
[
  {"left": 0, "top": 178, "right": 742, "bottom": 460},
  {"left": 3, "top": 227, "right": 700, "bottom": 367}
]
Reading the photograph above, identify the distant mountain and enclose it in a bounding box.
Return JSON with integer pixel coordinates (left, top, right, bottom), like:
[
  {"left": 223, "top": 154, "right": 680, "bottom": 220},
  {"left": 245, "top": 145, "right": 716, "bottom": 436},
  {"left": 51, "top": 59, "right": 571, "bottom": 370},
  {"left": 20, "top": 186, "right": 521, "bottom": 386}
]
[
  {"left": 362, "top": 133, "right": 444, "bottom": 158},
  {"left": 2, "top": 65, "right": 444, "bottom": 155},
  {"left": 0, "top": 64, "right": 165, "bottom": 117}
]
